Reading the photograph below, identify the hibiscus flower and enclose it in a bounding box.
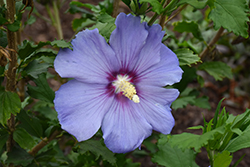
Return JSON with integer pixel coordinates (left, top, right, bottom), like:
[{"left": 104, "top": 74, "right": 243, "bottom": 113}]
[{"left": 54, "top": 13, "right": 183, "bottom": 153}]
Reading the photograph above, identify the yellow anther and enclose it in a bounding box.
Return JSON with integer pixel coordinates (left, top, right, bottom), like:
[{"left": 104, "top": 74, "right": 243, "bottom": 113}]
[
  {"left": 113, "top": 75, "right": 140, "bottom": 103},
  {"left": 119, "top": 81, "right": 136, "bottom": 100}
]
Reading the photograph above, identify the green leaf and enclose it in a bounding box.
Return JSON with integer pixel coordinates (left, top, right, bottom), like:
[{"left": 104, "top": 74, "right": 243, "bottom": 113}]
[
  {"left": 173, "top": 21, "right": 204, "bottom": 40},
  {"left": 177, "top": 0, "right": 208, "bottom": 9},
  {"left": 0, "top": 5, "right": 7, "bottom": 26},
  {"left": 0, "top": 29, "right": 8, "bottom": 47},
  {"left": 174, "top": 48, "right": 201, "bottom": 66},
  {"left": 213, "top": 98, "right": 225, "bottom": 129},
  {"left": 153, "top": 140, "right": 199, "bottom": 167},
  {"left": 26, "top": 15, "right": 36, "bottom": 25},
  {"left": 36, "top": 106, "right": 58, "bottom": 121},
  {"left": 6, "top": 145, "right": 33, "bottom": 166},
  {"left": 198, "top": 61, "right": 233, "bottom": 81},
  {"left": 0, "top": 129, "right": 9, "bottom": 150},
  {"left": 67, "top": 1, "right": 95, "bottom": 14},
  {"left": 72, "top": 18, "right": 95, "bottom": 32},
  {"left": 27, "top": 74, "right": 55, "bottom": 103},
  {"left": 13, "top": 127, "right": 36, "bottom": 150},
  {"left": 168, "top": 126, "right": 225, "bottom": 152},
  {"left": 214, "top": 151, "right": 232, "bottom": 167},
  {"left": 90, "top": 22, "right": 116, "bottom": 41},
  {"left": 22, "top": 59, "right": 51, "bottom": 78},
  {"left": 0, "top": 91, "right": 21, "bottom": 125},
  {"left": 7, "top": 20, "right": 20, "bottom": 32},
  {"left": 76, "top": 140, "right": 116, "bottom": 165},
  {"left": 224, "top": 127, "right": 250, "bottom": 152},
  {"left": 18, "top": 40, "right": 49, "bottom": 59},
  {"left": 208, "top": 0, "right": 249, "bottom": 38},
  {"left": 193, "top": 96, "right": 211, "bottom": 109},
  {"left": 173, "top": 66, "right": 197, "bottom": 92},
  {"left": 139, "top": 0, "right": 163, "bottom": 14},
  {"left": 17, "top": 110, "right": 43, "bottom": 138},
  {"left": 171, "top": 96, "right": 196, "bottom": 110},
  {"left": 50, "top": 39, "right": 72, "bottom": 49},
  {"left": 18, "top": 40, "right": 71, "bottom": 60}
]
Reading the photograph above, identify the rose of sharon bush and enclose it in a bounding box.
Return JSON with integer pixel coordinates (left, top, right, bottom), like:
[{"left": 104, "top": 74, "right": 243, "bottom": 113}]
[{"left": 54, "top": 13, "right": 183, "bottom": 153}]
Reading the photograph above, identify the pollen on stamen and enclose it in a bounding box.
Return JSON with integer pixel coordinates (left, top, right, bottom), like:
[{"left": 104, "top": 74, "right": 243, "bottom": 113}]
[{"left": 113, "top": 75, "right": 140, "bottom": 103}]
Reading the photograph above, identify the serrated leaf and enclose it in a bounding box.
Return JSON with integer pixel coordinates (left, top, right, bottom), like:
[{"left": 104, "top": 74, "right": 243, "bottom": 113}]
[
  {"left": 0, "top": 91, "right": 21, "bottom": 125},
  {"left": 22, "top": 59, "right": 51, "bottom": 78},
  {"left": 18, "top": 40, "right": 49, "bottom": 59},
  {"left": 27, "top": 74, "right": 55, "bottom": 103},
  {"left": 17, "top": 110, "right": 43, "bottom": 138},
  {"left": 72, "top": 18, "right": 95, "bottom": 31},
  {"left": 214, "top": 151, "right": 232, "bottom": 167},
  {"left": 193, "top": 96, "right": 211, "bottom": 109},
  {"left": 153, "top": 141, "right": 199, "bottom": 167},
  {"left": 168, "top": 126, "right": 225, "bottom": 151},
  {"left": 177, "top": 0, "right": 208, "bottom": 9},
  {"left": 76, "top": 140, "right": 116, "bottom": 164},
  {"left": 6, "top": 145, "right": 33, "bottom": 166},
  {"left": 198, "top": 61, "right": 233, "bottom": 81},
  {"left": 139, "top": 0, "right": 163, "bottom": 14},
  {"left": 173, "top": 21, "right": 204, "bottom": 40},
  {"left": 13, "top": 127, "right": 36, "bottom": 150},
  {"left": 50, "top": 39, "right": 72, "bottom": 49},
  {"left": 171, "top": 96, "right": 196, "bottom": 110},
  {"left": 208, "top": 0, "right": 249, "bottom": 38},
  {"left": 90, "top": 22, "right": 116, "bottom": 41},
  {"left": 174, "top": 48, "right": 201, "bottom": 66},
  {"left": 18, "top": 40, "right": 71, "bottom": 60}
]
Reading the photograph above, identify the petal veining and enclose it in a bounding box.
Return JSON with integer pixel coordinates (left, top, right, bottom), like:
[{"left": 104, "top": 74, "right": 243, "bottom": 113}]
[
  {"left": 54, "top": 79, "right": 113, "bottom": 141},
  {"left": 109, "top": 13, "right": 148, "bottom": 71},
  {"left": 131, "top": 24, "right": 164, "bottom": 74},
  {"left": 137, "top": 85, "right": 180, "bottom": 107},
  {"left": 132, "top": 97, "right": 175, "bottom": 135},
  {"left": 102, "top": 100, "right": 152, "bottom": 153},
  {"left": 136, "top": 44, "right": 183, "bottom": 86},
  {"left": 54, "top": 29, "right": 119, "bottom": 84}
]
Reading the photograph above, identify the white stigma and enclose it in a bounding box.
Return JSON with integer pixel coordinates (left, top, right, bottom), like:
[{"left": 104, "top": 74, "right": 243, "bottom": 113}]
[{"left": 113, "top": 75, "right": 140, "bottom": 103}]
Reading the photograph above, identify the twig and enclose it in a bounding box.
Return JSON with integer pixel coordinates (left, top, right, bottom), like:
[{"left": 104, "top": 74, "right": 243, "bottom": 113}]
[
  {"left": 53, "top": 0, "right": 63, "bottom": 39},
  {"left": 148, "top": 13, "right": 159, "bottom": 26},
  {"left": 159, "top": 15, "right": 166, "bottom": 30},
  {"left": 200, "top": 27, "right": 225, "bottom": 60},
  {"left": 28, "top": 130, "right": 61, "bottom": 156},
  {"left": 164, "top": 4, "right": 187, "bottom": 25},
  {"left": 112, "top": 0, "right": 120, "bottom": 17},
  {"left": 6, "top": 1, "right": 18, "bottom": 166}
]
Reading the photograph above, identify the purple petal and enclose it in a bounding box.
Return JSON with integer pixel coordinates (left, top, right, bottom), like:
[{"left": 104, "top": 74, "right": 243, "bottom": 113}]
[
  {"left": 136, "top": 44, "right": 183, "bottom": 86},
  {"left": 54, "top": 29, "right": 119, "bottom": 84},
  {"left": 109, "top": 13, "right": 148, "bottom": 71},
  {"left": 134, "top": 96, "right": 175, "bottom": 134},
  {"left": 137, "top": 85, "right": 180, "bottom": 107},
  {"left": 131, "top": 24, "right": 164, "bottom": 74},
  {"left": 54, "top": 79, "right": 113, "bottom": 141},
  {"left": 102, "top": 101, "right": 152, "bottom": 153}
]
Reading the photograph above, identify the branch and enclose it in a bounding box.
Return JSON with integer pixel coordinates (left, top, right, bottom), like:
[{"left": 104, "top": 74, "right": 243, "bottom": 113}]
[
  {"left": 112, "top": 0, "right": 120, "bottom": 17},
  {"left": 6, "top": 0, "right": 18, "bottom": 157},
  {"left": 28, "top": 131, "right": 61, "bottom": 156},
  {"left": 200, "top": 27, "right": 225, "bottom": 60},
  {"left": 164, "top": 4, "right": 187, "bottom": 25}
]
